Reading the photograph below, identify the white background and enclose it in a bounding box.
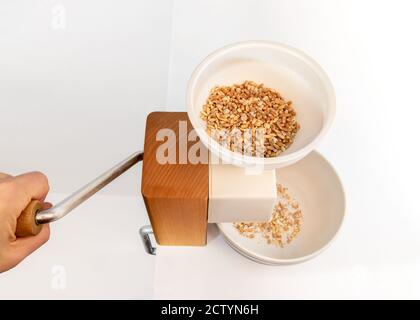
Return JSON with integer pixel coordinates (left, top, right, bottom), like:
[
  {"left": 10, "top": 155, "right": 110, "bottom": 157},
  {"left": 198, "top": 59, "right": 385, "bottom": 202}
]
[
  {"left": 0, "top": 0, "right": 173, "bottom": 195},
  {"left": 1, "top": 0, "right": 420, "bottom": 299}
]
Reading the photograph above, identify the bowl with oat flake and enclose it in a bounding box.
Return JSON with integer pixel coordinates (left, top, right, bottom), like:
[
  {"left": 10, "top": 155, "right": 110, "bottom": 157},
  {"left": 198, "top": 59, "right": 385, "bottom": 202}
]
[
  {"left": 217, "top": 151, "right": 346, "bottom": 265},
  {"left": 187, "top": 41, "right": 335, "bottom": 169}
]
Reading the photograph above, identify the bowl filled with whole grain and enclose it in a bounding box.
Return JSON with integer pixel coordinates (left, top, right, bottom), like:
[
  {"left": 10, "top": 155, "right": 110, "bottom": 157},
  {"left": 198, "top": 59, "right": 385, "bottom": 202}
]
[{"left": 187, "top": 41, "right": 335, "bottom": 168}]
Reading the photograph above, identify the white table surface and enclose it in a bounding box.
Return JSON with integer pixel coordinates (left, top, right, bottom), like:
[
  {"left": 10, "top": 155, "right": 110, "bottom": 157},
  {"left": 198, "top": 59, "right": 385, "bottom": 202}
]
[
  {"left": 156, "top": 226, "right": 420, "bottom": 300},
  {"left": 0, "top": 193, "right": 155, "bottom": 299},
  {"left": 1, "top": 190, "right": 419, "bottom": 299}
]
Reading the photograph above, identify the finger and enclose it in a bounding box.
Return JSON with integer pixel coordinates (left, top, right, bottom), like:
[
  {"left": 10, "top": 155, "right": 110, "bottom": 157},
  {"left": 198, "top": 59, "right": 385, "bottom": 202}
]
[
  {"left": 42, "top": 202, "right": 53, "bottom": 210},
  {"left": 0, "top": 173, "right": 12, "bottom": 180},
  {"left": 7, "top": 224, "right": 50, "bottom": 269},
  {"left": 14, "top": 171, "right": 49, "bottom": 200},
  {"left": 12, "top": 172, "right": 50, "bottom": 212}
]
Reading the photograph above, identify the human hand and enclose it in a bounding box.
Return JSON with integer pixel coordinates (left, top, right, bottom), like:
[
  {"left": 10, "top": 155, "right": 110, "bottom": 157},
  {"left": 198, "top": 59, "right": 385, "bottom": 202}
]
[{"left": 0, "top": 172, "right": 51, "bottom": 273}]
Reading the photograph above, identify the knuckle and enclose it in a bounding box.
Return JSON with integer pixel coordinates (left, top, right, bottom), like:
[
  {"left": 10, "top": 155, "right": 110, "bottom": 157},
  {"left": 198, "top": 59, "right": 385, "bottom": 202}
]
[{"left": 31, "top": 171, "right": 50, "bottom": 191}]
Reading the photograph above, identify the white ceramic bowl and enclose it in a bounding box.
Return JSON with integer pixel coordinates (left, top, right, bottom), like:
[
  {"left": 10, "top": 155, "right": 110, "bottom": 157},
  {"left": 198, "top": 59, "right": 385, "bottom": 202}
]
[
  {"left": 187, "top": 41, "right": 336, "bottom": 169},
  {"left": 217, "top": 151, "right": 346, "bottom": 265}
]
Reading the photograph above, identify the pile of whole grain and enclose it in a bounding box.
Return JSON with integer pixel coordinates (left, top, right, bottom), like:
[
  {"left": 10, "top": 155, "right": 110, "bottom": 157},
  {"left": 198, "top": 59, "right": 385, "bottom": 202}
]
[
  {"left": 200, "top": 81, "right": 300, "bottom": 157},
  {"left": 234, "top": 184, "right": 302, "bottom": 247}
]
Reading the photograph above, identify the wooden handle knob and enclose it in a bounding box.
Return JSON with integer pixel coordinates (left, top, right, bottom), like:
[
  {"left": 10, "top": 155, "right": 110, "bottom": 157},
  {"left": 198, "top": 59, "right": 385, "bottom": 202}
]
[{"left": 16, "top": 200, "right": 43, "bottom": 237}]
